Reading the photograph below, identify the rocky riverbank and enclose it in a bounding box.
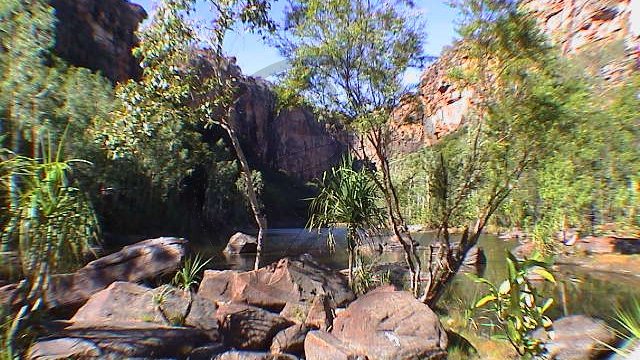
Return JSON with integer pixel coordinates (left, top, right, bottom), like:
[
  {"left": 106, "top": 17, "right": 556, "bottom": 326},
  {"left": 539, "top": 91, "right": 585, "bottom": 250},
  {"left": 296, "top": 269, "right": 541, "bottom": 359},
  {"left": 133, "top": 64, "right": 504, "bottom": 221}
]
[{"left": 19, "top": 239, "right": 449, "bottom": 360}]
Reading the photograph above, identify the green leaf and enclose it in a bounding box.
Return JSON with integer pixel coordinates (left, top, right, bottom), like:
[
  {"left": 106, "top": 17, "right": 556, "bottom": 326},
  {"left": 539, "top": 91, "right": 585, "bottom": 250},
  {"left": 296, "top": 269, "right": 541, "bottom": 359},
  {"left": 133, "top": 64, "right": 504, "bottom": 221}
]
[
  {"left": 531, "top": 267, "right": 556, "bottom": 284},
  {"left": 475, "top": 294, "right": 497, "bottom": 308}
]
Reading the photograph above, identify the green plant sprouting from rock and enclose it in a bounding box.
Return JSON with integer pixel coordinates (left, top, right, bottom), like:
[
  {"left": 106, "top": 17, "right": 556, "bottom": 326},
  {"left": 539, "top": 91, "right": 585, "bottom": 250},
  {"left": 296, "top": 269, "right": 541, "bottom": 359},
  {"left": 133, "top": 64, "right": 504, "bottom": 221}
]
[{"left": 172, "top": 253, "right": 212, "bottom": 292}]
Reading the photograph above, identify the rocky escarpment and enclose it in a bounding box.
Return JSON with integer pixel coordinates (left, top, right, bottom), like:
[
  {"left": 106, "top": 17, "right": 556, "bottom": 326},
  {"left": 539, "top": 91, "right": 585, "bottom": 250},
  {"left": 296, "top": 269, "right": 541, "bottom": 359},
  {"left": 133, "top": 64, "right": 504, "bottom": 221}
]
[
  {"left": 51, "top": 0, "right": 344, "bottom": 180},
  {"left": 391, "top": 0, "right": 639, "bottom": 156},
  {"left": 522, "top": 0, "right": 639, "bottom": 59},
  {"left": 389, "top": 51, "right": 475, "bottom": 156},
  {"left": 51, "top": 0, "right": 147, "bottom": 82},
  {"left": 231, "top": 63, "right": 347, "bottom": 180}
]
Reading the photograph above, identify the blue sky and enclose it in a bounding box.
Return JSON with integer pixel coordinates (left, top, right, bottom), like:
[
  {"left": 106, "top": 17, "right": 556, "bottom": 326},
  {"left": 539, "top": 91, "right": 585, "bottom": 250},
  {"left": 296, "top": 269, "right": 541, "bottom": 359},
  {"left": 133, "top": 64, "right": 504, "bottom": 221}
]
[{"left": 133, "top": 0, "right": 459, "bottom": 81}]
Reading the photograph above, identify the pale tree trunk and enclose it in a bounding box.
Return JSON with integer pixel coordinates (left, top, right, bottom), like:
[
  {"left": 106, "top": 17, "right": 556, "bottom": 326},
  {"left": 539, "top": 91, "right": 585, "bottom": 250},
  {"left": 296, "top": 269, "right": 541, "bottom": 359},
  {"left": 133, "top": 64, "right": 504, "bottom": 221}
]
[
  {"left": 219, "top": 121, "right": 267, "bottom": 271},
  {"left": 347, "top": 227, "right": 355, "bottom": 285},
  {"left": 361, "top": 128, "right": 422, "bottom": 297}
]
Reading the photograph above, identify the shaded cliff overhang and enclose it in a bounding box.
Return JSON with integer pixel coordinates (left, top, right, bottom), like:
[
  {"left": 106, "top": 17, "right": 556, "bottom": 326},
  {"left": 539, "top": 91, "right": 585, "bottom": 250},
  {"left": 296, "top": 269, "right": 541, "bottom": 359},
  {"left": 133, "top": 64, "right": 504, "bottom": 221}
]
[{"left": 51, "top": 0, "right": 147, "bottom": 83}]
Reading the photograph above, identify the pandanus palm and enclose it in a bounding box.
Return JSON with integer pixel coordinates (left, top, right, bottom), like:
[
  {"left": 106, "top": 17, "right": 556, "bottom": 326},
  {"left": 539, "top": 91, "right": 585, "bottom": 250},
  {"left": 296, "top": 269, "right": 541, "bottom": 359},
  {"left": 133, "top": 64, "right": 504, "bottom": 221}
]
[
  {"left": 0, "top": 133, "right": 99, "bottom": 354},
  {"left": 307, "top": 157, "right": 385, "bottom": 285}
]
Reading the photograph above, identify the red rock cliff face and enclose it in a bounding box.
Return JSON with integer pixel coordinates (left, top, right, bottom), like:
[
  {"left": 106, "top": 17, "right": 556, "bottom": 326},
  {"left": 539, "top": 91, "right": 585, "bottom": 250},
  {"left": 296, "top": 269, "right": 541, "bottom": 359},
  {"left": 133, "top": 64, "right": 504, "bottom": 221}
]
[
  {"left": 522, "top": 0, "right": 639, "bottom": 57},
  {"left": 51, "top": 1, "right": 344, "bottom": 180},
  {"left": 51, "top": 0, "right": 147, "bottom": 83},
  {"left": 231, "top": 73, "right": 346, "bottom": 180},
  {"left": 392, "top": 0, "right": 638, "bottom": 156}
]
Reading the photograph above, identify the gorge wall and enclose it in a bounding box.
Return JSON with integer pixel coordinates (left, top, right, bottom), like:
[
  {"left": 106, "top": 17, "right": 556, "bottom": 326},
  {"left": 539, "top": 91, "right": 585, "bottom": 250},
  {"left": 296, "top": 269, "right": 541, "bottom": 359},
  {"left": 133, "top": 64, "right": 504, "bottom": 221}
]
[
  {"left": 51, "top": 0, "right": 147, "bottom": 82},
  {"left": 229, "top": 66, "right": 346, "bottom": 180},
  {"left": 51, "top": 0, "right": 344, "bottom": 180},
  {"left": 390, "top": 0, "right": 640, "bottom": 156}
]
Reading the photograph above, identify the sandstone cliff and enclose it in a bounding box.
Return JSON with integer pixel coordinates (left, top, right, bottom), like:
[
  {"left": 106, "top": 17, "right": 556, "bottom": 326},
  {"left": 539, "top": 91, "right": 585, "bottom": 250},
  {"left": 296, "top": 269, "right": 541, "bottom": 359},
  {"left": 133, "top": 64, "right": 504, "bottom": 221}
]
[
  {"left": 51, "top": 0, "right": 147, "bottom": 82},
  {"left": 392, "top": 0, "right": 639, "bottom": 156},
  {"left": 231, "top": 69, "right": 346, "bottom": 180},
  {"left": 50, "top": 1, "right": 344, "bottom": 180}
]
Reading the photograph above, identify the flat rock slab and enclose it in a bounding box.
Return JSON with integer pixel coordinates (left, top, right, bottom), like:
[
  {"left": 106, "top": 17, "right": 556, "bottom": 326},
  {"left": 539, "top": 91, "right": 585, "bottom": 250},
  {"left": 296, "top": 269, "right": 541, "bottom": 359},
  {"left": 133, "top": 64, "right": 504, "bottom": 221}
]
[
  {"left": 29, "top": 322, "right": 213, "bottom": 359},
  {"left": 533, "top": 315, "right": 617, "bottom": 360},
  {"left": 28, "top": 338, "right": 101, "bottom": 360},
  {"left": 214, "top": 351, "right": 299, "bottom": 360},
  {"left": 48, "top": 237, "right": 186, "bottom": 309},
  {"left": 71, "top": 281, "right": 220, "bottom": 341},
  {"left": 199, "top": 256, "right": 354, "bottom": 312}
]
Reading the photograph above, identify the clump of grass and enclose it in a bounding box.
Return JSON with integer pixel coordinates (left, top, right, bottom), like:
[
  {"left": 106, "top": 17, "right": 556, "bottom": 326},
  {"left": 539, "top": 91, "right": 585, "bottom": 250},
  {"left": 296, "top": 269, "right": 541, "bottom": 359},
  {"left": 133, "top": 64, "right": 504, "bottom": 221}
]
[
  {"left": 615, "top": 298, "right": 640, "bottom": 340},
  {"left": 352, "top": 255, "right": 391, "bottom": 295},
  {"left": 172, "top": 253, "right": 211, "bottom": 292},
  {"left": 607, "top": 298, "right": 640, "bottom": 357}
]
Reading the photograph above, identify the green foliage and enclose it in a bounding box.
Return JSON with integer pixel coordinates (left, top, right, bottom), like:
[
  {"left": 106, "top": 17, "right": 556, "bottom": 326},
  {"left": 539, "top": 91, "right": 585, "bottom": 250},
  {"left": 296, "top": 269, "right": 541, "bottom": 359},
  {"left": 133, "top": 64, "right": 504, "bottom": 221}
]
[
  {"left": 0, "top": 137, "right": 99, "bottom": 278},
  {"left": 276, "top": 0, "right": 425, "bottom": 128},
  {"left": 307, "top": 156, "right": 385, "bottom": 284},
  {"left": 351, "top": 254, "right": 391, "bottom": 296},
  {"left": 614, "top": 298, "right": 640, "bottom": 341},
  {"left": 92, "top": 0, "right": 274, "bottom": 235},
  {"left": 279, "top": 0, "right": 426, "bottom": 295},
  {"left": 98, "top": 0, "right": 212, "bottom": 193},
  {"left": 307, "top": 157, "right": 386, "bottom": 249},
  {"left": 469, "top": 251, "right": 556, "bottom": 358},
  {"left": 172, "top": 253, "right": 212, "bottom": 291}
]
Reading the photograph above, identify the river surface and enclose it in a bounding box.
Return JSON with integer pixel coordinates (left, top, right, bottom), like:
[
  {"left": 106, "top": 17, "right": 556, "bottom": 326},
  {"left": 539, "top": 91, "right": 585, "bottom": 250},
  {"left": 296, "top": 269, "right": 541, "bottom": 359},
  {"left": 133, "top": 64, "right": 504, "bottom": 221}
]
[{"left": 194, "top": 228, "right": 640, "bottom": 328}]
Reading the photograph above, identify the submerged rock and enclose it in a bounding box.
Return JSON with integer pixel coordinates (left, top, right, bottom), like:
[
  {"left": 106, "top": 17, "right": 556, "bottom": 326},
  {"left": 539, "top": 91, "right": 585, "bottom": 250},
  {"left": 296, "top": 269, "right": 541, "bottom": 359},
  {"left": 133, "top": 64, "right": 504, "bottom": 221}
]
[
  {"left": 532, "top": 315, "right": 617, "bottom": 360},
  {"left": 305, "top": 288, "right": 448, "bottom": 360},
  {"left": 224, "top": 232, "right": 259, "bottom": 254}
]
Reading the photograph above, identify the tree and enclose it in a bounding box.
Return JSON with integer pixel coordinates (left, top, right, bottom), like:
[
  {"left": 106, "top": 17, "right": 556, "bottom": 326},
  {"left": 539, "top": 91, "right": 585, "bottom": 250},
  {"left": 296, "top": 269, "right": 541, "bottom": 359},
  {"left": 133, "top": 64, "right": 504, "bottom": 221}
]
[
  {"left": 276, "top": 0, "right": 427, "bottom": 295},
  {"left": 99, "top": 0, "right": 273, "bottom": 269},
  {"left": 416, "top": 0, "right": 583, "bottom": 305},
  {"left": 307, "top": 156, "right": 385, "bottom": 285}
]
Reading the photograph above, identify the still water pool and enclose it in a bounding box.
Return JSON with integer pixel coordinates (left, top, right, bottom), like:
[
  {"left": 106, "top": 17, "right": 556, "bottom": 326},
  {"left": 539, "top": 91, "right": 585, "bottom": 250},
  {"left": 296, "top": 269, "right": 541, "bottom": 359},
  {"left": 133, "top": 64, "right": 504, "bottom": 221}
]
[{"left": 195, "top": 228, "right": 640, "bottom": 326}]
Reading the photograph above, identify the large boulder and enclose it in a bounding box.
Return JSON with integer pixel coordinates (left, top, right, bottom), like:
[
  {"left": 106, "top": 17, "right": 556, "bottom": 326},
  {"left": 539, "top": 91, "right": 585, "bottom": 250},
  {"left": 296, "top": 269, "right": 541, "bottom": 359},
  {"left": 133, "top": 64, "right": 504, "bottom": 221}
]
[
  {"left": 71, "top": 282, "right": 220, "bottom": 341},
  {"left": 224, "top": 232, "right": 259, "bottom": 254},
  {"left": 214, "top": 351, "right": 299, "bottom": 360},
  {"left": 46, "top": 237, "right": 186, "bottom": 309},
  {"left": 304, "top": 288, "right": 448, "bottom": 360},
  {"left": 532, "top": 315, "right": 617, "bottom": 360},
  {"left": 270, "top": 324, "right": 308, "bottom": 356},
  {"left": 217, "top": 302, "right": 292, "bottom": 350},
  {"left": 199, "top": 256, "right": 354, "bottom": 312}
]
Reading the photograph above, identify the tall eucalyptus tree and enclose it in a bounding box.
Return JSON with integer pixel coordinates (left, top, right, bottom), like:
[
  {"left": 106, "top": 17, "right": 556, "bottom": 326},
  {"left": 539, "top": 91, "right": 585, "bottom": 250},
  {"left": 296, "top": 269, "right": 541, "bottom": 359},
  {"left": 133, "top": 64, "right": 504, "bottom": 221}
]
[
  {"left": 276, "top": 0, "right": 427, "bottom": 295},
  {"left": 101, "top": 0, "right": 273, "bottom": 269}
]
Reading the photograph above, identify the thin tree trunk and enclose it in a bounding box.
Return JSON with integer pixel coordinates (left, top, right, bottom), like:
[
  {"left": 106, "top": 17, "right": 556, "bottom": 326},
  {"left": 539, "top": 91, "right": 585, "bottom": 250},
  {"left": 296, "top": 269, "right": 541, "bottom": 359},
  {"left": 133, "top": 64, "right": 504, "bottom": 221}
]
[
  {"left": 366, "top": 129, "right": 422, "bottom": 297},
  {"left": 347, "top": 227, "right": 355, "bottom": 285},
  {"left": 219, "top": 121, "right": 267, "bottom": 271}
]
